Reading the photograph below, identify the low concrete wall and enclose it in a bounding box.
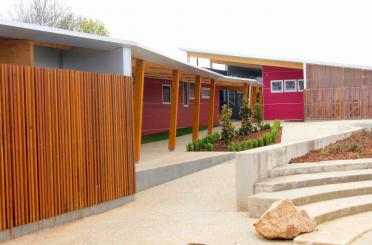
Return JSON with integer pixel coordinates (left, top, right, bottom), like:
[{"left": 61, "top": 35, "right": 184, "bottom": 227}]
[
  {"left": 0, "top": 195, "right": 134, "bottom": 242},
  {"left": 136, "top": 153, "right": 236, "bottom": 192},
  {"left": 236, "top": 128, "right": 361, "bottom": 211}
]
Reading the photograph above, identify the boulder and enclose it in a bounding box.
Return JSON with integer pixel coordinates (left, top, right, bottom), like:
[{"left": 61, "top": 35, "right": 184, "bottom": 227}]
[{"left": 253, "top": 198, "right": 316, "bottom": 239}]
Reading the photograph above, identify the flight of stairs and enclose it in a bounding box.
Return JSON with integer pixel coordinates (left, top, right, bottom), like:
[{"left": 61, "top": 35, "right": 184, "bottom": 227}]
[{"left": 247, "top": 158, "right": 372, "bottom": 245}]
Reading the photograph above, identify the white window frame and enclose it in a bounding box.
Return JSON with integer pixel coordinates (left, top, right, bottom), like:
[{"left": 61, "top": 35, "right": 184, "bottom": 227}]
[
  {"left": 297, "top": 79, "right": 304, "bottom": 92},
  {"left": 271, "top": 80, "right": 283, "bottom": 93},
  {"left": 201, "top": 87, "right": 210, "bottom": 99},
  {"left": 183, "top": 81, "right": 189, "bottom": 107},
  {"left": 162, "top": 84, "right": 171, "bottom": 104},
  {"left": 284, "top": 79, "right": 297, "bottom": 92}
]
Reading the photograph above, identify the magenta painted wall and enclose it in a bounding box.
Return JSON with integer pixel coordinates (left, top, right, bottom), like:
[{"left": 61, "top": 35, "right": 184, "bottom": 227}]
[
  {"left": 263, "top": 65, "right": 304, "bottom": 121},
  {"left": 142, "top": 77, "right": 220, "bottom": 135}
]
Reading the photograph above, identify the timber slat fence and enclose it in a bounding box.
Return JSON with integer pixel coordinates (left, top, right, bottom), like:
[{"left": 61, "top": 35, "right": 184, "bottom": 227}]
[
  {"left": 305, "top": 64, "right": 372, "bottom": 120},
  {"left": 0, "top": 64, "right": 135, "bottom": 231}
]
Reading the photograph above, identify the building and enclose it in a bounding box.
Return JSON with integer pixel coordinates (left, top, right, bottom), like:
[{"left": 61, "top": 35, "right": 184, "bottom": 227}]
[{"left": 183, "top": 49, "right": 372, "bottom": 121}]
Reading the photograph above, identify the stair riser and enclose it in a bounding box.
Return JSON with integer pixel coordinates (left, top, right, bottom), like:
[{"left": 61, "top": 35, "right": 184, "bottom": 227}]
[
  {"left": 312, "top": 203, "right": 372, "bottom": 224},
  {"left": 248, "top": 187, "right": 372, "bottom": 218},
  {"left": 255, "top": 173, "right": 372, "bottom": 193},
  {"left": 269, "top": 163, "right": 372, "bottom": 178}
]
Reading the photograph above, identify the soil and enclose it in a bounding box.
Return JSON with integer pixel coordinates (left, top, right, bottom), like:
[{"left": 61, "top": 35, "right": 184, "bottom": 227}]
[
  {"left": 290, "top": 130, "right": 372, "bottom": 163},
  {"left": 212, "top": 127, "right": 282, "bottom": 151}
]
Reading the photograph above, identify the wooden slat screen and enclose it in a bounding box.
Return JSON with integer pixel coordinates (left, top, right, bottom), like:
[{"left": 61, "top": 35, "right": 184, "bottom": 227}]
[
  {"left": 305, "top": 64, "right": 372, "bottom": 120},
  {"left": 0, "top": 64, "right": 135, "bottom": 231}
]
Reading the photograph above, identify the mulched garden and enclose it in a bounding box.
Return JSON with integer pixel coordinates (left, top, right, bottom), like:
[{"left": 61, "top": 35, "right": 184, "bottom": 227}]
[
  {"left": 290, "top": 130, "right": 372, "bottom": 163},
  {"left": 212, "top": 127, "right": 282, "bottom": 151}
]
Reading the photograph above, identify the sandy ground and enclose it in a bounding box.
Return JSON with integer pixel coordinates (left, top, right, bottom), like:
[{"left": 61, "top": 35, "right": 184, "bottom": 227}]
[{"left": 4, "top": 160, "right": 290, "bottom": 245}]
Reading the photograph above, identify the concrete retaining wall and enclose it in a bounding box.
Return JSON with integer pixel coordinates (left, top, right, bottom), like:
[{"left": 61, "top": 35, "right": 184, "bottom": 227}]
[
  {"left": 137, "top": 153, "right": 236, "bottom": 192},
  {"left": 235, "top": 128, "right": 361, "bottom": 211}
]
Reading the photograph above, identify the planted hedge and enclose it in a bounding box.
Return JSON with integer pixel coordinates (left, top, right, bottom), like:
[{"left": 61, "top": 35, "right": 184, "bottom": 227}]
[
  {"left": 228, "top": 120, "right": 281, "bottom": 152},
  {"left": 186, "top": 132, "right": 220, "bottom": 152}
]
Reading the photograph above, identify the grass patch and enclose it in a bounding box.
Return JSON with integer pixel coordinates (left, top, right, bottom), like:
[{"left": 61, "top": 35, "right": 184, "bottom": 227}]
[{"left": 141, "top": 125, "right": 209, "bottom": 144}]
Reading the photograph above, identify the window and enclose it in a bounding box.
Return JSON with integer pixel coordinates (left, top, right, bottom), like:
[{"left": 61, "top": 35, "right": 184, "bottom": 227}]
[
  {"left": 297, "top": 79, "right": 305, "bottom": 92},
  {"left": 162, "top": 84, "right": 171, "bottom": 104},
  {"left": 189, "top": 83, "right": 195, "bottom": 99},
  {"left": 271, "top": 80, "right": 283, "bottom": 93},
  {"left": 284, "top": 80, "right": 297, "bottom": 92},
  {"left": 202, "top": 87, "right": 210, "bottom": 99},
  {"left": 183, "top": 82, "right": 189, "bottom": 106}
]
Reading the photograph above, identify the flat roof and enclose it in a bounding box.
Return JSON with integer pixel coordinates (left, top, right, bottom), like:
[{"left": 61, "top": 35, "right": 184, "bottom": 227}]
[
  {"left": 181, "top": 47, "right": 372, "bottom": 71},
  {"left": 0, "top": 20, "right": 260, "bottom": 86}
]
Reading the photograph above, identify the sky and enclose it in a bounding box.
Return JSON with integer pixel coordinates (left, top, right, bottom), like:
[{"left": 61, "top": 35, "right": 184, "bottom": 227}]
[{"left": 1, "top": 0, "right": 372, "bottom": 67}]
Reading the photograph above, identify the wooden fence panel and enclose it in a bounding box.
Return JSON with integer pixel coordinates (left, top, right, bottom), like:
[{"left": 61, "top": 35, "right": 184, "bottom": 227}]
[
  {"left": 0, "top": 64, "right": 135, "bottom": 232},
  {"left": 305, "top": 64, "right": 372, "bottom": 120}
]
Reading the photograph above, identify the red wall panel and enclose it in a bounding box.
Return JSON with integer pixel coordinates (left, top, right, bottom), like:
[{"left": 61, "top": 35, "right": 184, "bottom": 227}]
[
  {"left": 263, "top": 65, "right": 304, "bottom": 121},
  {"left": 142, "top": 77, "right": 220, "bottom": 135}
]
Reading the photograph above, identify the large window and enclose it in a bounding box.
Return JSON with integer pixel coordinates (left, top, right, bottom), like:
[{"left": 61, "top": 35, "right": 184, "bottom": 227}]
[
  {"left": 183, "top": 82, "right": 189, "bottom": 106},
  {"left": 189, "top": 83, "right": 195, "bottom": 99},
  {"left": 202, "top": 87, "right": 210, "bottom": 99},
  {"left": 271, "top": 80, "right": 283, "bottom": 93},
  {"left": 162, "top": 84, "right": 171, "bottom": 104},
  {"left": 298, "top": 79, "right": 304, "bottom": 92},
  {"left": 284, "top": 80, "right": 297, "bottom": 92}
]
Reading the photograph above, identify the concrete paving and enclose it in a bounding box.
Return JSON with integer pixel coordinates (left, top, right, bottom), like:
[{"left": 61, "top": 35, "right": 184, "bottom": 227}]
[{"left": 2, "top": 160, "right": 290, "bottom": 245}]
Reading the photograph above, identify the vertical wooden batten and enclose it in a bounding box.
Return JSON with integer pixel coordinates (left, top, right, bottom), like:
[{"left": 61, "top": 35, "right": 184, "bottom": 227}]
[
  {"left": 243, "top": 83, "right": 249, "bottom": 100},
  {"left": 251, "top": 86, "right": 257, "bottom": 107},
  {"left": 133, "top": 59, "right": 145, "bottom": 161},
  {"left": 192, "top": 75, "right": 202, "bottom": 141},
  {"left": 168, "top": 70, "right": 180, "bottom": 151},
  {"left": 208, "top": 79, "right": 216, "bottom": 135}
]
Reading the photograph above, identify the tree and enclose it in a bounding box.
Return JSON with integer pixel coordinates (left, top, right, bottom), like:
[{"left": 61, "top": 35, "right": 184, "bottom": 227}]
[
  {"left": 239, "top": 97, "right": 252, "bottom": 135},
  {"left": 12, "top": 0, "right": 110, "bottom": 36}
]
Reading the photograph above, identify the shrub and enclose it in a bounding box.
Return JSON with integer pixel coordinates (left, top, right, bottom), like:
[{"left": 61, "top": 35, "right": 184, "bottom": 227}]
[
  {"left": 239, "top": 97, "right": 252, "bottom": 135},
  {"left": 345, "top": 142, "right": 362, "bottom": 152},
  {"left": 218, "top": 104, "right": 235, "bottom": 143},
  {"left": 186, "top": 142, "right": 193, "bottom": 152},
  {"left": 328, "top": 145, "right": 341, "bottom": 154},
  {"left": 320, "top": 149, "right": 329, "bottom": 157},
  {"left": 185, "top": 132, "right": 221, "bottom": 152},
  {"left": 251, "top": 103, "right": 263, "bottom": 129},
  {"left": 262, "top": 123, "right": 271, "bottom": 130}
]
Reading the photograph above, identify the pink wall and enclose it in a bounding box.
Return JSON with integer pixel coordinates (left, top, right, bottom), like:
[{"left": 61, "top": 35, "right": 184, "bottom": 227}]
[
  {"left": 142, "top": 77, "right": 220, "bottom": 135},
  {"left": 263, "top": 66, "right": 304, "bottom": 121}
]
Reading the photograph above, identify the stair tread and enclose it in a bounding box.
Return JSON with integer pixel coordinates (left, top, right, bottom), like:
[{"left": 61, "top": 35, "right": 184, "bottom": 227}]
[
  {"left": 251, "top": 180, "right": 372, "bottom": 201},
  {"left": 294, "top": 211, "right": 372, "bottom": 245},
  {"left": 256, "top": 169, "right": 372, "bottom": 187},
  {"left": 301, "top": 194, "right": 372, "bottom": 219},
  {"left": 269, "top": 158, "right": 372, "bottom": 177}
]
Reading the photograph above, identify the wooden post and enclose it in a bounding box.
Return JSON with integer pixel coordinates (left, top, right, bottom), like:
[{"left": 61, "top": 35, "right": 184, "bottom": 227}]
[
  {"left": 168, "top": 70, "right": 180, "bottom": 151},
  {"left": 251, "top": 86, "right": 257, "bottom": 107},
  {"left": 208, "top": 79, "right": 216, "bottom": 135},
  {"left": 192, "top": 75, "right": 202, "bottom": 141},
  {"left": 133, "top": 59, "right": 145, "bottom": 161},
  {"left": 243, "top": 83, "right": 249, "bottom": 100},
  {"left": 258, "top": 87, "right": 263, "bottom": 105}
]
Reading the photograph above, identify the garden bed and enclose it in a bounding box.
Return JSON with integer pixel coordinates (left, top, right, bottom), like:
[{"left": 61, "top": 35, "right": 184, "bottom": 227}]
[
  {"left": 290, "top": 130, "right": 372, "bottom": 163},
  {"left": 212, "top": 127, "right": 282, "bottom": 151}
]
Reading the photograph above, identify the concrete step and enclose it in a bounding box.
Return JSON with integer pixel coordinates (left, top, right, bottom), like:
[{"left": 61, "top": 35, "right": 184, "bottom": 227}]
[
  {"left": 302, "top": 194, "right": 372, "bottom": 224},
  {"left": 248, "top": 180, "right": 372, "bottom": 218},
  {"left": 294, "top": 211, "right": 372, "bottom": 245},
  {"left": 254, "top": 169, "right": 372, "bottom": 193},
  {"left": 269, "top": 158, "right": 372, "bottom": 178}
]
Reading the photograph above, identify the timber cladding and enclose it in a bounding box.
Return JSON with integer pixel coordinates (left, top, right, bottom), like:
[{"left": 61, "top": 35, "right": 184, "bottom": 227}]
[
  {"left": 305, "top": 64, "right": 372, "bottom": 120},
  {"left": 0, "top": 64, "right": 135, "bottom": 231}
]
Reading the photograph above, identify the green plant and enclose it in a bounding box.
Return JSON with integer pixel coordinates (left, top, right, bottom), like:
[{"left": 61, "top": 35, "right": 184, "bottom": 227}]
[
  {"left": 320, "top": 149, "right": 329, "bottom": 157},
  {"left": 251, "top": 103, "right": 263, "bottom": 129},
  {"left": 186, "top": 142, "right": 193, "bottom": 152},
  {"left": 239, "top": 97, "right": 252, "bottom": 135},
  {"left": 262, "top": 123, "right": 271, "bottom": 130},
  {"left": 345, "top": 142, "right": 362, "bottom": 152},
  {"left": 218, "top": 104, "right": 235, "bottom": 143},
  {"left": 206, "top": 143, "right": 213, "bottom": 151},
  {"left": 328, "top": 145, "right": 341, "bottom": 154}
]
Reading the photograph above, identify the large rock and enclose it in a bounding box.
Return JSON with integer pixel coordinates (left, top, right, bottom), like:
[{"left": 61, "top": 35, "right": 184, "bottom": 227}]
[{"left": 253, "top": 199, "right": 316, "bottom": 239}]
